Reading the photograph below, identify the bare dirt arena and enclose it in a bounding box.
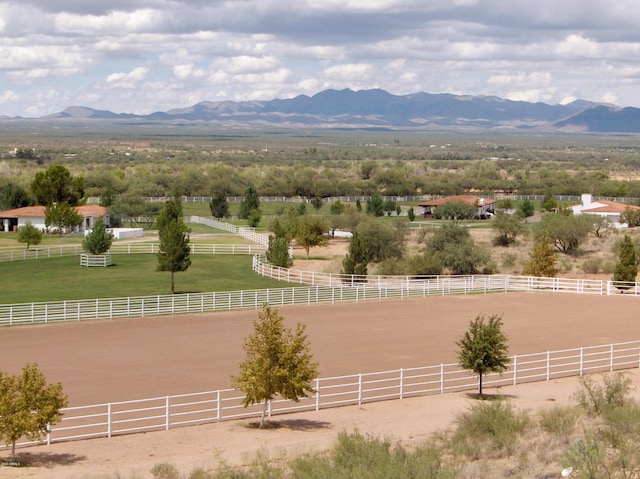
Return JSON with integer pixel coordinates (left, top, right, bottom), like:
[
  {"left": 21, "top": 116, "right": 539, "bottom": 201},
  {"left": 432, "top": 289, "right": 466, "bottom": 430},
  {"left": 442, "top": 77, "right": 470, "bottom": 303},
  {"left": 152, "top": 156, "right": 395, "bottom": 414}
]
[{"left": 2, "top": 292, "right": 640, "bottom": 478}]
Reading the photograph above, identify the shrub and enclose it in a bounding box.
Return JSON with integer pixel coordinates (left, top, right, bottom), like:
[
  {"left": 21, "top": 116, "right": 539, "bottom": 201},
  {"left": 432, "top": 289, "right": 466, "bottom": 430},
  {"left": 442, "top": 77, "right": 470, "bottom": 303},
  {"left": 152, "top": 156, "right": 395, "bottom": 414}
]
[
  {"left": 452, "top": 401, "right": 529, "bottom": 455},
  {"left": 581, "top": 257, "right": 603, "bottom": 274},
  {"left": 539, "top": 406, "right": 579, "bottom": 437},
  {"left": 151, "top": 463, "right": 180, "bottom": 479},
  {"left": 574, "top": 373, "right": 633, "bottom": 417}
]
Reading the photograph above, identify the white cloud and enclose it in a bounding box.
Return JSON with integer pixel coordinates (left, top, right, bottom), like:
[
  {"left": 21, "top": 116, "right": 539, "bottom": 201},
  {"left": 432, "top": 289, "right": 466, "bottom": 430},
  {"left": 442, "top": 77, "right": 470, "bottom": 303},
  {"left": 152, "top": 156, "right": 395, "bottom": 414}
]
[{"left": 105, "top": 66, "right": 149, "bottom": 89}]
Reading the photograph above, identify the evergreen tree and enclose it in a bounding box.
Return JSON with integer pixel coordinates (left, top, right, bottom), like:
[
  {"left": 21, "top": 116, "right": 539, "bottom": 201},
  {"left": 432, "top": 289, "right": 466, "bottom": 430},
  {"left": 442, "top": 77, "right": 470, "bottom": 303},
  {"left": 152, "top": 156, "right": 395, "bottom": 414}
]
[
  {"left": 209, "top": 191, "right": 230, "bottom": 220},
  {"left": 238, "top": 186, "right": 260, "bottom": 219},
  {"left": 231, "top": 305, "right": 319, "bottom": 428},
  {"left": 156, "top": 199, "right": 191, "bottom": 294},
  {"left": 82, "top": 218, "right": 114, "bottom": 255},
  {"left": 0, "top": 363, "right": 68, "bottom": 462},
  {"left": 366, "top": 193, "right": 384, "bottom": 217},
  {"left": 31, "top": 165, "right": 84, "bottom": 206},
  {"left": 457, "top": 314, "right": 510, "bottom": 398},
  {"left": 266, "top": 236, "right": 293, "bottom": 268},
  {"left": 407, "top": 207, "right": 416, "bottom": 222},
  {"left": 613, "top": 234, "right": 637, "bottom": 290},
  {"left": 16, "top": 221, "right": 42, "bottom": 250},
  {"left": 342, "top": 232, "right": 368, "bottom": 282},
  {"left": 522, "top": 232, "right": 558, "bottom": 277},
  {"left": 517, "top": 199, "right": 535, "bottom": 220}
]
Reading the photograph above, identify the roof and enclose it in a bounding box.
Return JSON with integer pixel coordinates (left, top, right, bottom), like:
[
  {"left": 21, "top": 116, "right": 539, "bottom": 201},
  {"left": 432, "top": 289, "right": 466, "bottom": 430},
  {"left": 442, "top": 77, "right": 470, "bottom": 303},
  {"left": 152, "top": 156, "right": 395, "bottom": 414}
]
[
  {"left": 418, "top": 194, "right": 497, "bottom": 207},
  {"left": 0, "top": 205, "right": 107, "bottom": 218},
  {"left": 581, "top": 200, "right": 640, "bottom": 214}
]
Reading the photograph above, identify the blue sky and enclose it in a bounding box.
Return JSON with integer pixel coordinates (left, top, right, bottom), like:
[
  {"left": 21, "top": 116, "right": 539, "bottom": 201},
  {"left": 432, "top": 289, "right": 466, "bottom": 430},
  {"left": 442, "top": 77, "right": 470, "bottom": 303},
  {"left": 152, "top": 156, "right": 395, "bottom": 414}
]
[{"left": 1, "top": 0, "right": 640, "bottom": 117}]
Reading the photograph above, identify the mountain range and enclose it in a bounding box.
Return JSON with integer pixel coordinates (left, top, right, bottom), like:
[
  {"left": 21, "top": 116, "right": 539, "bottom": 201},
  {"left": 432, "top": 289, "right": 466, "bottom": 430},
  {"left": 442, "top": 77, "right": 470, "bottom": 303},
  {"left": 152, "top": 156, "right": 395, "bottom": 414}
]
[{"left": 20, "top": 89, "right": 640, "bottom": 133}]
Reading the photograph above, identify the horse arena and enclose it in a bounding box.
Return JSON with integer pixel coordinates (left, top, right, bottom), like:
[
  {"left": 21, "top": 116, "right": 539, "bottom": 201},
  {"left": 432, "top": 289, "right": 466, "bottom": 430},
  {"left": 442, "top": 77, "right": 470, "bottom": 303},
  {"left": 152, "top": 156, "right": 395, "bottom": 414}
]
[{"left": 0, "top": 292, "right": 637, "bottom": 407}]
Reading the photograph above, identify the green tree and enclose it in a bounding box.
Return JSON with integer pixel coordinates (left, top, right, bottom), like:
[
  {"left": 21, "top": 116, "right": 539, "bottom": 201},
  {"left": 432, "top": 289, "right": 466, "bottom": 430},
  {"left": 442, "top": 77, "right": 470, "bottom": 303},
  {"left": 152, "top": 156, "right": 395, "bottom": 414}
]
[
  {"left": 522, "top": 232, "right": 558, "bottom": 277},
  {"left": 382, "top": 198, "right": 397, "bottom": 216},
  {"left": 209, "top": 191, "right": 230, "bottom": 220},
  {"left": 517, "top": 199, "right": 535, "bottom": 219},
  {"left": 0, "top": 180, "right": 32, "bottom": 210},
  {"left": 427, "top": 223, "right": 490, "bottom": 275},
  {"left": 45, "top": 202, "right": 82, "bottom": 234},
  {"left": 621, "top": 206, "right": 640, "bottom": 227},
  {"left": 82, "top": 218, "right": 114, "bottom": 255},
  {"left": 310, "top": 197, "right": 323, "bottom": 211},
  {"left": 247, "top": 208, "right": 262, "bottom": 228},
  {"left": 539, "top": 212, "right": 593, "bottom": 255},
  {"left": 541, "top": 193, "right": 558, "bottom": 212},
  {"left": 238, "top": 185, "right": 260, "bottom": 219},
  {"left": 407, "top": 206, "right": 416, "bottom": 222},
  {"left": 0, "top": 363, "right": 68, "bottom": 462},
  {"left": 366, "top": 194, "right": 384, "bottom": 217},
  {"left": 330, "top": 199, "right": 346, "bottom": 216},
  {"left": 456, "top": 314, "right": 510, "bottom": 398},
  {"left": 108, "top": 197, "right": 161, "bottom": 228},
  {"left": 356, "top": 219, "right": 405, "bottom": 263},
  {"left": 492, "top": 213, "right": 524, "bottom": 246},
  {"left": 156, "top": 200, "right": 191, "bottom": 294},
  {"left": 16, "top": 221, "right": 42, "bottom": 250},
  {"left": 31, "top": 165, "right": 84, "bottom": 206},
  {"left": 231, "top": 305, "right": 319, "bottom": 428},
  {"left": 434, "top": 201, "right": 476, "bottom": 221},
  {"left": 294, "top": 216, "right": 329, "bottom": 259},
  {"left": 341, "top": 232, "right": 368, "bottom": 281},
  {"left": 266, "top": 236, "right": 293, "bottom": 268},
  {"left": 613, "top": 234, "right": 637, "bottom": 290}
]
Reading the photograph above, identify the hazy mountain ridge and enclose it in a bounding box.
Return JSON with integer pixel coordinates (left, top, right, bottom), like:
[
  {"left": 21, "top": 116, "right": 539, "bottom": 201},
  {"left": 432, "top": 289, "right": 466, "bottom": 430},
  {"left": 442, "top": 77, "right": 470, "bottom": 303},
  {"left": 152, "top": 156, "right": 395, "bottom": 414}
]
[{"left": 21, "top": 89, "right": 640, "bottom": 132}]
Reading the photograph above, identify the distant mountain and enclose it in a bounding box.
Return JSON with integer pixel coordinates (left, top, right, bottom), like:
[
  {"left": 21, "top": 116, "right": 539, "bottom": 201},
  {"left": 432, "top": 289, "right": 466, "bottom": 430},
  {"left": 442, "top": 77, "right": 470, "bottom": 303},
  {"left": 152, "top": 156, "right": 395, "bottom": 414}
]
[{"left": 24, "top": 89, "right": 640, "bottom": 133}]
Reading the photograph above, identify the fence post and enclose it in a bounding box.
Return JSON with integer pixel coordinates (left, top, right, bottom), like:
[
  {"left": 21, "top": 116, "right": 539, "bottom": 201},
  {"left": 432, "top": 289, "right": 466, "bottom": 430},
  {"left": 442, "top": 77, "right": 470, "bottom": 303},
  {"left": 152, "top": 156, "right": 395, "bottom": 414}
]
[
  {"left": 399, "top": 368, "right": 404, "bottom": 399},
  {"left": 107, "top": 403, "right": 112, "bottom": 438},
  {"left": 315, "top": 379, "right": 320, "bottom": 411},
  {"left": 611, "top": 344, "right": 614, "bottom": 372},
  {"left": 513, "top": 355, "right": 517, "bottom": 386},
  {"left": 166, "top": 396, "right": 170, "bottom": 430},
  {"left": 546, "top": 351, "right": 551, "bottom": 381},
  {"left": 580, "top": 347, "right": 584, "bottom": 375},
  {"left": 216, "top": 390, "right": 221, "bottom": 421},
  {"left": 440, "top": 364, "right": 444, "bottom": 394},
  {"left": 358, "top": 374, "right": 363, "bottom": 405}
]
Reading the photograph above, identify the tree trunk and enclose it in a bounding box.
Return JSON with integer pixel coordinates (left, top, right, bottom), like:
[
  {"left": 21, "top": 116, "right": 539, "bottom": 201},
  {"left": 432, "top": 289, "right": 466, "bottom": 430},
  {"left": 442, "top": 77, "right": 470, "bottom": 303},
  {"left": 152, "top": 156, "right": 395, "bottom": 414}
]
[
  {"left": 478, "top": 373, "right": 483, "bottom": 398},
  {"left": 260, "top": 400, "right": 268, "bottom": 428},
  {"left": 11, "top": 440, "right": 16, "bottom": 462}
]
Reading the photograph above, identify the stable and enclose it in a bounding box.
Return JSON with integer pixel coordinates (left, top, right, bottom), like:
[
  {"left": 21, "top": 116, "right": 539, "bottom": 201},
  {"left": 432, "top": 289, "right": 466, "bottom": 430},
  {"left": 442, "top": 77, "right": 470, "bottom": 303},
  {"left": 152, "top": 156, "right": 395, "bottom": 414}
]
[
  {"left": 418, "top": 194, "right": 496, "bottom": 219},
  {"left": 0, "top": 205, "right": 109, "bottom": 233}
]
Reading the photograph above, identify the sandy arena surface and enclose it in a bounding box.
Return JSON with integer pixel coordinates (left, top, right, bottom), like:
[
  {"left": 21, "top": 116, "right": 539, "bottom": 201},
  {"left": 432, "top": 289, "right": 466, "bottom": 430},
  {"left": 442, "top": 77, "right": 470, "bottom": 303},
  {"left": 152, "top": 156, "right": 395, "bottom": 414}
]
[{"left": 0, "top": 292, "right": 639, "bottom": 477}]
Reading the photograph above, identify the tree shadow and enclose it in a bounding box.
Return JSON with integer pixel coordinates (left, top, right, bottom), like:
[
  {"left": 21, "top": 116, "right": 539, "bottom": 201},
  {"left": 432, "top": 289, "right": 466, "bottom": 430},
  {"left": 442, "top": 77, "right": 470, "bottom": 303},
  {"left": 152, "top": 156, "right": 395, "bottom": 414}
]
[
  {"left": 245, "top": 419, "right": 332, "bottom": 431},
  {"left": 463, "top": 392, "right": 517, "bottom": 401},
  {"left": 3, "top": 452, "right": 86, "bottom": 469}
]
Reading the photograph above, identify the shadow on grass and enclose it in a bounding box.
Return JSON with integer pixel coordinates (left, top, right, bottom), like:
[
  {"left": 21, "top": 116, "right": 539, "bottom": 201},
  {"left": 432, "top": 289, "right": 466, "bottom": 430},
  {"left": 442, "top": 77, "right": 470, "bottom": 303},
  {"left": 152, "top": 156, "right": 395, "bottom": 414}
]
[
  {"left": 3, "top": 452, "right": 86, "bottom": 468},
  {"left": 245, "top": 419, "right": 332, "bottom": 431}
]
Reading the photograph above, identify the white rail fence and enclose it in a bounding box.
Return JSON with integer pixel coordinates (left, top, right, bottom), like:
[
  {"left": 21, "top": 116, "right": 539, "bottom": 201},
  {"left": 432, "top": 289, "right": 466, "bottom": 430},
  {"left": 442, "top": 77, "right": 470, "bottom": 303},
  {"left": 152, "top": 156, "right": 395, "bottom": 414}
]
[{"left": 7, "top": 340, "right": 639, "bottom": 450}]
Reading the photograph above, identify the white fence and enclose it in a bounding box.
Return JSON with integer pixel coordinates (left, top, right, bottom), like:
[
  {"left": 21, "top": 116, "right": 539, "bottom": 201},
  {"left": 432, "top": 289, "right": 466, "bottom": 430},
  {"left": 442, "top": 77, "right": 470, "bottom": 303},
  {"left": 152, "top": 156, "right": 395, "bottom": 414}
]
[{"left": 7, "top": 340, "right": 638, "bottom": 450}]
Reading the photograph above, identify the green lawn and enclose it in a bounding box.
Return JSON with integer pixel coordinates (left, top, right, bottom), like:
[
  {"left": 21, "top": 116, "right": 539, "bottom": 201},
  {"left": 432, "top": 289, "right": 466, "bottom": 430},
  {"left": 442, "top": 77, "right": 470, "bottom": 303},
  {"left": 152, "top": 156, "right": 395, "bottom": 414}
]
[{"left": 0, "top": 254, "right": 289, "bottom": 304}]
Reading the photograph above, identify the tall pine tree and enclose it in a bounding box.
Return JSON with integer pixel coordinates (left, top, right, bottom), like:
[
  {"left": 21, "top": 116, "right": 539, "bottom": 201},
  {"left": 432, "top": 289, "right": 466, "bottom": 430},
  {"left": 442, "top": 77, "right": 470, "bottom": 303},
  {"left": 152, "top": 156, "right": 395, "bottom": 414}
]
[
  {"left": 157, "top": 198, "right": 191, "bottom": 294},
  {"left": 342, "top": 232, "right": 368, "bottom": 282},
  {"left": 613, "top": 234, "right": 637, "bottom": 291}
]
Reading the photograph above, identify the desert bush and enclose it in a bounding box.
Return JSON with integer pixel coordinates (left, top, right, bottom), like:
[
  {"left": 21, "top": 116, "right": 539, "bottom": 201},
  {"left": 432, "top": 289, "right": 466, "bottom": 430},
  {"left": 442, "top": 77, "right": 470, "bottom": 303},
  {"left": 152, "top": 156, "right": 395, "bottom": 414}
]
[
  {"left": 501, "top": 252, "right": 518, "bottom": 269},
  {"left": 451, "top": 401, "right": 529, "bottom": 457},
  {"left": 539, "top": 406, "right": 579, "bottom": 437},
  {"left": 151, "top": 463, "right": 180, "bottom": 479},
  {"left": 574, "top": 373, "right": 633, "bottom": 417},
  {"left": 580, "top": 257, "right": 602, "bottom": 274}
]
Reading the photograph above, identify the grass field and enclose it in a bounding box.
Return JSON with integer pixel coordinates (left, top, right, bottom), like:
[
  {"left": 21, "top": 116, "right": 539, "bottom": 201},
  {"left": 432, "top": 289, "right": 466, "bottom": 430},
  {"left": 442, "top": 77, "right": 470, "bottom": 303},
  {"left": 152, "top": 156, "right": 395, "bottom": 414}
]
[{"left": 0, "top": 254, "right": 289, "bottom": 303}]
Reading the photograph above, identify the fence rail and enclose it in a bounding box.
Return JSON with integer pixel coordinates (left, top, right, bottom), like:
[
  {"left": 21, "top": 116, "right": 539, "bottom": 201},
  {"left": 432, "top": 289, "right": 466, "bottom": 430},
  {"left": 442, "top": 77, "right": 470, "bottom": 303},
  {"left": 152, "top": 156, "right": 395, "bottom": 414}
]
[{"left": 8, "top": 340, "right": 638, "bottom": 450}]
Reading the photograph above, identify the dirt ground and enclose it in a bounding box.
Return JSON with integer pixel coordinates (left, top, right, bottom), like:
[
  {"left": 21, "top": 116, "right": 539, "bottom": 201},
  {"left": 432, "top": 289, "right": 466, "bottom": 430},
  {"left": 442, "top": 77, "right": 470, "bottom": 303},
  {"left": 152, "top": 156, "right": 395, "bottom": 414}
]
[{"left": 1, "top": 292, "right": 640, "bottom": 477}]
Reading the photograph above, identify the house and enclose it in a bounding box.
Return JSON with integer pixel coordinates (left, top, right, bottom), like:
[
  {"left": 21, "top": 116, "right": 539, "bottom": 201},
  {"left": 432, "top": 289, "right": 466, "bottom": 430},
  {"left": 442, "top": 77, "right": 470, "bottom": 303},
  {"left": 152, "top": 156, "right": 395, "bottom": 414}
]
[
  {"left": 0, "top": 205, "right": 109, "bottom": 233},
  {"left": 570, "top": 193, "right": 640, "bottom": 228},
  {"left": 418, "top": 194, "right": 496, "bottom": 219}
]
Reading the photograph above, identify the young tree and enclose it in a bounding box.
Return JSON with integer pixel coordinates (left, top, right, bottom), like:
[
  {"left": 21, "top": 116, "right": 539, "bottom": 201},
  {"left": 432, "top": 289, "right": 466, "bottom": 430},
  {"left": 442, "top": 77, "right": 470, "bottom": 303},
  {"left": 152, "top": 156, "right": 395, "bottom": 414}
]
[
  {"left": 522, "top": 232, "right": 558, "bottom": 277},
  {"left": 366, "top": 193, "right": 384, "bottom": 217},
  {"left": 621, "top": 206, "right": 640, "bottom": 227},
  {"left": 294, "top": 215, "right": 329, "bottom": 259},
  {"left": 541, "top": 193, "right": 558, "bottom": 212},
  {"left": 266, "top": 236, "right": 293, "bottom": 268},
  {"left": 382, "top": 198, "right": 397, "bottom": 216},
  {"left": 16, "top": 221, "right": 42, "bottom": 249},
  {"left": 238, "top": 185, "right": 260, "bottom": 219},
  {"left": 613, "top": 234, "right": 637, "bottom": 290},
  {"left": 82, "top": 218, "right": 114, "bottom": 255},
  {"left": 45, "top": 202, "right": 82, "bottom": 234},
  {"left": 457, "top": 314, "right": 510, "bottom": 398},
  {"left": 231, "top": 305, "right": 319, "bottom": 428},
  {"left": 209, "top": 191, "right": 230, "bottom": 220},
  {"left": 0, "top": 363, "right": 68, "bottom": 462},
  {"left": 247, "top": 208, "right": 262, "bottom": 228},
  {"left": 341, "top": 231, "right": 368, "bottom": 281},
  {"left": 427, "top": 223, "right": 490, "bottom": 275},
  {"left": 492, "top": 212, "right": 524, "bottom": 246},
  {"left": 156, "top": 199, "right": 191, "bottom": 294},
  {"left": 310, "top": 197, "right": 323, "bottom": 211},
  {"left": 407, "top": 206, "right": 415, "bottom": 222},
  {"left": 517, "top": 199, "right": 535, "bottom": 220},
  {"left": 330, "top": 199, "right": 346, "bottom": 216}
]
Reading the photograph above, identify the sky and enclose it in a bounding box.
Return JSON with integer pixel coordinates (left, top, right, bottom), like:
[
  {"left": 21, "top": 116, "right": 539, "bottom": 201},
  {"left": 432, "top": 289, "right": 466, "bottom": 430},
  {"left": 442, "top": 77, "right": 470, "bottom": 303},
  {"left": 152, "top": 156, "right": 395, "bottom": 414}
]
[{"left": 1, "top": 0, "right": 640, "bottom": 117}]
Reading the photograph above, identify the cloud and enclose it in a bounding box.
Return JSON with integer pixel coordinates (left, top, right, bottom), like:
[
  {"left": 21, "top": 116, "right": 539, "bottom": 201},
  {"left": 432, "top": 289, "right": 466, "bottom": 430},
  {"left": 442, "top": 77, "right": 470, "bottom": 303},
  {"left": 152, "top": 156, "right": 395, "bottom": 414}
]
[{"left": 1, "top": 0, "right": 640, "bottom": 116}]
